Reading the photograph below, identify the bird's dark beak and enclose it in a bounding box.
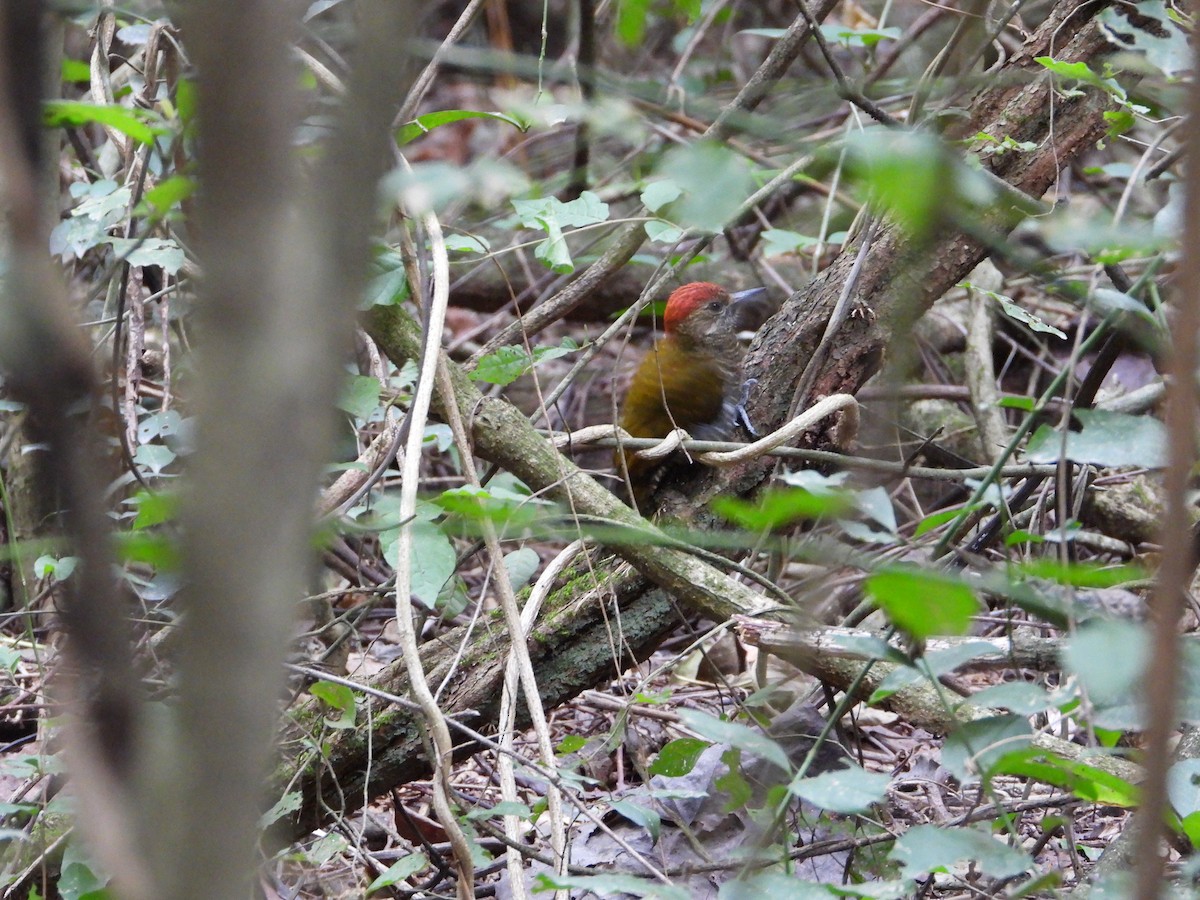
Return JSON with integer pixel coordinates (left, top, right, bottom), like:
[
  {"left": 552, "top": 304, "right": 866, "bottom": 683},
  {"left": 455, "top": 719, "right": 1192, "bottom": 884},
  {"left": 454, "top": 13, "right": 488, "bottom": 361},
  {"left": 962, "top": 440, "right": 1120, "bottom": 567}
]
[{"left": 728, "top": 287, "right": 775, "bottom": 332}]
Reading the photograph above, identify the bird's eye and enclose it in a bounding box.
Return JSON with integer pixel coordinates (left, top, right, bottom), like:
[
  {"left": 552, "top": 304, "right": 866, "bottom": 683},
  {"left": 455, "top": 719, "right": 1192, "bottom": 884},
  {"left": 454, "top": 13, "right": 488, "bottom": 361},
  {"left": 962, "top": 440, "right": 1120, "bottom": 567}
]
[{"left": 707, "top": 300, "right": 723, "bottom": 311}]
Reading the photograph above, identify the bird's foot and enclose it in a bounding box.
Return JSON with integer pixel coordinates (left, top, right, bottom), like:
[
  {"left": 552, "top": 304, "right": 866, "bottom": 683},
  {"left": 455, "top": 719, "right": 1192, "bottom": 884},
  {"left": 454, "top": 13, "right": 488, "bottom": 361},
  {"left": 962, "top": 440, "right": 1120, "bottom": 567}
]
[{"left": 735, "top": 377, "right": 759, "bottom": 437}]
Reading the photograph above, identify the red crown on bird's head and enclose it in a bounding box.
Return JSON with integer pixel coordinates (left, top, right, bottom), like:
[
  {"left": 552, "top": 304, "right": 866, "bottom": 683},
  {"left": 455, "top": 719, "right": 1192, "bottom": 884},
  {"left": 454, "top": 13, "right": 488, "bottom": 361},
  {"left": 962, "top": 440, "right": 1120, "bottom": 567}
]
[{"left": 663, "top": 282, "right": 726, "bottom": 334}]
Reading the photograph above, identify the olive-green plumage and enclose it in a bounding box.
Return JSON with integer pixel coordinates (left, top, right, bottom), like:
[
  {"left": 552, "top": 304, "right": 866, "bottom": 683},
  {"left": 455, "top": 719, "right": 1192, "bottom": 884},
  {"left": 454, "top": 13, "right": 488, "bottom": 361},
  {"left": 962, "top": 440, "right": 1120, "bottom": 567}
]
[{"left": 618, "top": 282, "right": 773, "bottom": 507}]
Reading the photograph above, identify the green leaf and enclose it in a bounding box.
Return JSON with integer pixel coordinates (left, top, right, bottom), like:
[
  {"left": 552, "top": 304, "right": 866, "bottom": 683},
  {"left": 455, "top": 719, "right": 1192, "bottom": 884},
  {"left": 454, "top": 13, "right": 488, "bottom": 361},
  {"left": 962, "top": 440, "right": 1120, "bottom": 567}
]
[
  {"left": 1062, "top": 619, "right": 1147, "bottom": 728},
  {"left": 615, "top": 0, "right": 652, "bottom": 46},
  {"left": 981, "top": 290, "right": 1067, "bottom": 339},
  {"left": 998, "top": 748, "right": 1138, "bottom": 806},
  {"left": 611, "top": 800, "right": 661, "bottom": 842},
  {"left": 891, "top": 824, "right": 1030, "bottom": 879},
  {"left": 941, "top": 714, "right": 1033, "bottom": 781},
  {"left": 1169, "top": 759, "right": 1200, "bottom": 817},
  {"left": 309, "top": 681, "right": 357, "bottom": 729},
  {"left": 510, "top": 193, "right": 611, "bottom": 273},
  {"left": 866, "top": 569, "right": 979, "bottom": 639},
  {"left": 641, "top": 179, "right": 682, "bottom": 212},
  {"left": 967, "top": 681, "right": 1058, "bottom": 716},
  {"left": 133, "top": 443, "right": 176, "bottom": 477},
  {"left": 471, "top": 339, "right": 578, "bottom": 386},
  {"left": 383, "top": 520, "right": 456, "bottom": 611},
  {"left": 913, "top": 505, "right": 979, "bottom": 537},
  {"left": 465, "top": 801, "right": 531, "bottom": 821},
  {"left": 130, "top": 490, "right": 178, "bottom": 529},
  {"left": 108, "top": 237, "right": 186, "bottom": 274},
  {"left": 445, "top": 233, "right": 490, "bottom": 253},
  {"left": 338, "top": 375, "right": 382, "bottom": 420},
  {"left": 1182, "top": 811, "right": 1200, "bottom": 851},
  {"left": 1025, "top": 410, "right": 1165, "bottom": 468},
  {"left": 33, "top": 555, "right": 77, "bottom": 582},
  {"left": 644, "top": 219, "right": 684, "bottom": 243},
  {"left": 847, "top": 129, "right": 950, "bottom": 236},
  {"left": 259, "top": 790, "right": 302, "bottom": 828},
  {"left": 1018, "top": 559, "right": 1142, "bottom": 589},
  {"left": 788, "top": 765, "right": 890, "bottom": 813},
  {"left": 396, "top": 109, "right": 527, "bottom": 146},
  {"left": 649, "top": 737, "right": 710, "bottom": 777},
  {"left": 761, "top": 228, "right": 820, "bottom": 257},
  {"left": 503, "top": 547, "right": 540, "bottom": 591},
  {"left": 61, "top": 58, "right": 91, "bottom": 84},
  {"left": 366, "top": 853, "right": 429, "bottom": 895},
  {"left": 116, "top": 531, "right": 181, "bottom": 569},
  {"left": 676, "top": 710, "right": 790, "bottom": 773},
  {"left": 59, "top": 838, "right": 112, "bottom": 900},
  {"left": 712, "top": 487, "right": 851, "bottom": 530},
  {"left": 819, "top": 24, "right": 901, "bottom": 47},
  {"left": 142, "top": 175, "right": 196, "bottom": 215},
  {"left": 656, "top": 142, "right": 756, "bottom": 234},
  {"left": 557, "top": 734, "right": 588, "bottom": 754},
  {"left": 44, "top": 99, "right": 161, "bottom": 146}
]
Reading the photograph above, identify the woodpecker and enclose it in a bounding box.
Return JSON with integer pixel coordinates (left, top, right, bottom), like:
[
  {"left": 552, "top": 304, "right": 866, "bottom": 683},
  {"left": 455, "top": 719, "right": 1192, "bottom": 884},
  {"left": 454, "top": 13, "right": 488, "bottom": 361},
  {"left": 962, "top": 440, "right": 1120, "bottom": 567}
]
[{"left": 617, "top": 281, "right": 774, "bottom": 507}]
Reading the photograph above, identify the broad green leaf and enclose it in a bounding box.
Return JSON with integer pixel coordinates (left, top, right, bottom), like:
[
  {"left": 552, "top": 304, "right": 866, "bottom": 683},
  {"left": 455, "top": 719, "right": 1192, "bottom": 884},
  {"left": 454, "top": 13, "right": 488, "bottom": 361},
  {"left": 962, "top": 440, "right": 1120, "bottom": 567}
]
[
  {"left": 107, "top": 237, "right": 186, "bottom": 274},
  {"left": 338, "top": 375, "right": 382, "bottom": 420},
  {"left": 913, "top": 505, "right": 979, "bottom": 537},
  {"left": 129, "top": 489, "right": 177, "bottom": 532},
  {"left": 1062, "top": 619, "right": 1147, "bottom": 728},
  {"left": 967, "top": 681, "right": 1058, "bottom": 715},
  {"left": 259, "top": 790, "right": 302, "bottom": 828},
  {"left": 396, "top": 109, "right": 527, "bottom": 145},
  {"left": 641, "top": 179, "right": 682, "bottom": 212},
  {"left": 61, "top": 58, "right": 90, "bottom": 83},
  {"left": 133, "top": 443, "right": 176, "bottom": 477},
  {"left": 644, "top": 219, "right": 684, "bottom": 243},
  {"left": 819, "top": 24, "right": 901, "bottom": 47},
  {"left": 383, "top": 520, "right": 456, "bottom": 610},
  {"left": 1169, "top": 759, "right": 1200, "bottom": 817},
  {"left": 713, "top": 487, "right": 850, "bottom": 530},
  {"left": 309, "top": 681, "right": 357, "bottom": 729},
  {"left": 891, "top": 824, "right": 1030, "bottom": 879},
  {"left": 788, "top": 765, "right": 890, "bottom": 813},
  {"left": 471, "top": 340, "right": 578, "bottom": 386},
  {"left": 465, "top": 801, "right": 531, "bottom": 821},
  {"left": 649, "top": 737, "right": 709, "bottom": 777},
  {"left": 1025, "top": 410, "right": 1165, "bottom": 468},
  {"left": 142, "top": 175, "right": 196, "bottom": 215},
  {"left": 615, "top": 0, "right": 652, "bottom": 46},
  {"left": 610, "top": 800, "right": 661, "bottom": 842},
  {"left": 866, "top": 569, "right": 979, "bottom": 638},
  {"left": 59, "top": 838, "right": 112, "bottom": 900},
  {"left": 1018, "top": 559, "right": 1143, "bottom": 588},
  {"left": 366, "top": 853, "right": 429, "bottom": 895},
  {"left": 1036, "top": 57, "right": 1127, "bottom": 102},
  {"left": 44, "top": 99, "right": 162, "bottom": 146},
  {"left": 656, "top": 142, "right": 756, "bottom": 234},
  {"left": 997, "top": 748, "right": 1139, "bottom": 806},
  {"left": 761, "top": 228, "right": 820, "bottom": 257},
  {"left": 503, "top": 547, "right": 539, "bottom": 591},
  {"left": 33, "top": 555, "right": 77, "bottom": 582},
  {"left": 445, "top": 233, "right": 490, "bottom": 253},
  {"left": 941, "top": 714, "right": 1033, "bottom": 780},
  {"left": 847, "top": 129, "right": 948, "bottom": 237},
  {"left": 676, "top": 710, "right": 790, "bottom": 773}
]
